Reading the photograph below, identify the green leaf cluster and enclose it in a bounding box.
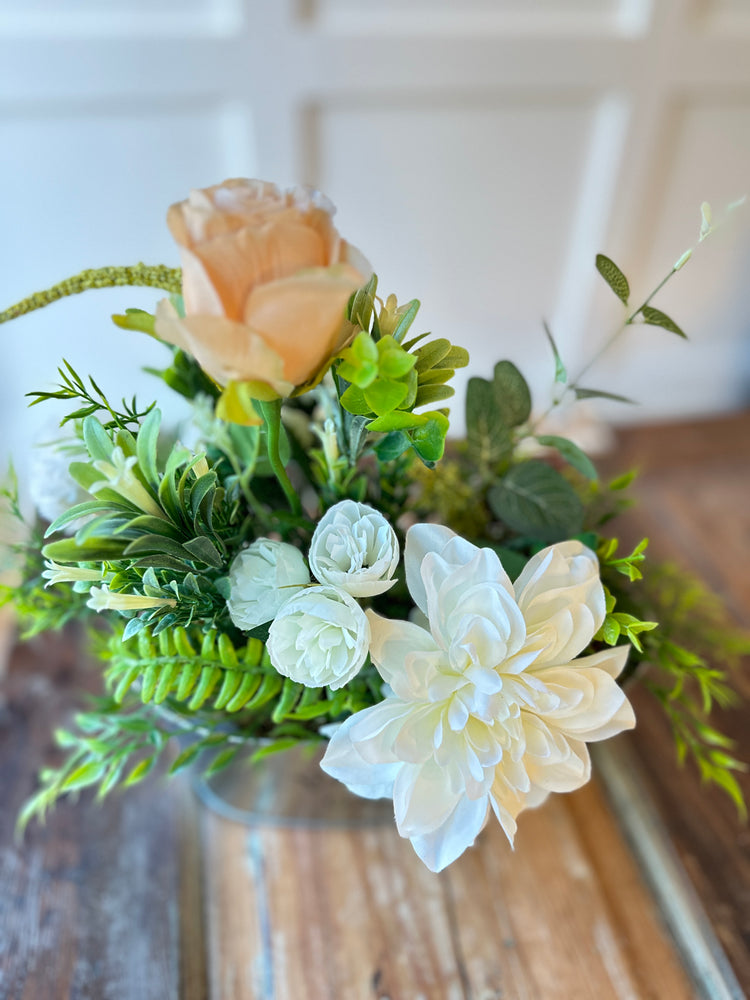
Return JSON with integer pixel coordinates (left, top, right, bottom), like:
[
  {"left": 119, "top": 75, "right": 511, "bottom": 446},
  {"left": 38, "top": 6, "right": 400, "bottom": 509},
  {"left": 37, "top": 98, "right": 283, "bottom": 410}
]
[
  {"left": 336, "top": 279, "right": 468, "bottom": 466},
  {"left": 600, "top": 550, "right": 748, "bottom": 816}
]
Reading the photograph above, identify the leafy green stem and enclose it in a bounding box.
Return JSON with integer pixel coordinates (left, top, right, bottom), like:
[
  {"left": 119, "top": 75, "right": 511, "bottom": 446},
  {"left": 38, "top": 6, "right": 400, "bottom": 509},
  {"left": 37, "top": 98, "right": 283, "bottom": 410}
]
[{"left": 257, "top": 399, "right": 302, "bottom": 517}]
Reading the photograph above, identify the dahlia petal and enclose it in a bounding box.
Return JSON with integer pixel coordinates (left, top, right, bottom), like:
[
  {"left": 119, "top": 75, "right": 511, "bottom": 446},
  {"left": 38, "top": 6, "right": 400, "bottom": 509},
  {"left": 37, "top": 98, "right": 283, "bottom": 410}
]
[
  {"left": 393, "top": 759, "right": 462, "bottom": 837},
  {"left": 532, "top": 663, "right": 635, "bottom": 741},
  {"left": 404, "top": 523, "right": 474, "bottom": 616},
  {"left": 407, "top": 793, "right": 489, "bottom": 872},
  {"left": 514, "top": 541, "right": 605, "bottom": 663},
  {"left": 366, "top": 611, "right": 441, "bottom": 697},
  {"left": 320, "top": 712, "right": 401, "bottom": 799}
]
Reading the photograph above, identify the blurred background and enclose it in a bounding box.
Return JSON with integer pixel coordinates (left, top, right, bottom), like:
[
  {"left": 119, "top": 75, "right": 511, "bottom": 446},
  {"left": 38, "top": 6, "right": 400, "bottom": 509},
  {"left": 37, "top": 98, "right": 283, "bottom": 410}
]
[{"left": 0, "top": 0, "right": 749, "bottom": 495}]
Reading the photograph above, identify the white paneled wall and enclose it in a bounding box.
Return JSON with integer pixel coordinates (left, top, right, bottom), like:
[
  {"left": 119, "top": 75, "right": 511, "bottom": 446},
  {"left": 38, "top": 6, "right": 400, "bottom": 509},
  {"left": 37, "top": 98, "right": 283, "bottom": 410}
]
[{"left": 0, "top": 0, "right": 749, "bottom": 497}]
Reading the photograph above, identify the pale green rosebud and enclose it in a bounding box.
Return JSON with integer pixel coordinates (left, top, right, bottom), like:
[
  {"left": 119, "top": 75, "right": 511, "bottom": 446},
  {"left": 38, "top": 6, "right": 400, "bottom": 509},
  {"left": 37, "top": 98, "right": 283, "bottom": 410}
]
[
  {"left": 89, "top": 447, "right": 165, "bottom": 519},
  {"left": 42, "top": 560, "right": 102, "bottom": 589},
  {"left": 87, "top": 585, "right": 176, "bottom": 613}
]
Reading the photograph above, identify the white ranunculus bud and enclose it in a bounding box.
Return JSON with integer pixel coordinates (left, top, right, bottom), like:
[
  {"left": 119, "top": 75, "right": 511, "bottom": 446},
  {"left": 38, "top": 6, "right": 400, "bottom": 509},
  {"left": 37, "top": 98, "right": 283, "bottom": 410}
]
[
  {"left": 227, "top": 539, "right": 311, "bottom": 632},
  {"left": 309, "top": 500, "right": 399, "bottom": 598},
  {"left": 267, "top": 585, "right": 370, "bottom": 689}
]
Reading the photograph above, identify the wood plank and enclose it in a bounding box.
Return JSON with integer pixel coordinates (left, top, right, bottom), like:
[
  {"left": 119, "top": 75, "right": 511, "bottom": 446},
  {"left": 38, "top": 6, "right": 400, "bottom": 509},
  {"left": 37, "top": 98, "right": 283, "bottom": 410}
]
[
  {"left": 599, "top": 411, "right": 750, "bottom": 994},
  {"left": 201, "top": 776, "right": 695, "bottom": 999},
  {"left": 0, "top": 629, "right": 207, "bottom": 1000}
]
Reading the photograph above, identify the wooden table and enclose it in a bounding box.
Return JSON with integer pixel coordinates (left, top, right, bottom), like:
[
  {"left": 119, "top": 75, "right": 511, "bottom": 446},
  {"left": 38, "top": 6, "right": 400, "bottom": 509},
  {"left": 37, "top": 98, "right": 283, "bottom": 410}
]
[{"left": 1, "top": 412, "right": 749, "bottom": 1000}]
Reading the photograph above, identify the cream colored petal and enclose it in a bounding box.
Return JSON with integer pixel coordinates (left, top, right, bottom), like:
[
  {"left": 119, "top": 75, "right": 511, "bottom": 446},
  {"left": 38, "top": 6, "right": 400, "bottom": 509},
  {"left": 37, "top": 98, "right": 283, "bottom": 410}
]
[
  {"left": 534, "top": 663, "right": 635, "bottom": 741},
  {"left": 320, "top": 709, "right": 402, "bottom": 799},
  {"left": 521, "top": 715, "right": 591, "bottom": 793},
  {"left": 563, "top": 644, "right": 630, "bottom": 679},
  {"left": 408, "top": 793, "right": 489, "bottom": 872},
  {"left": 179, "top": 246, "right": 225, "bottom": 316},
  {"left": 515, "top": 541, "right": 605, "bottom": 665},
  {"left": 154, "top": 297, "right": 189, "bottom": 351},
  {"left": 188, "top": 221, "right": 327, "bottom": 322},
  {"left": 404, "top": 523, "right": 459, "bottom": 616},
  {"left": 365, "top": 610, "right": 442, "bottom": 699},
  {"left": 243, "top": 265, "right": 363, "bottom": 386},
  {"left": 393, "top": 758, "right": 464, "bottom": 837},
  {"left": 154, "top": 309, "right": 292, "bottom": 394}
]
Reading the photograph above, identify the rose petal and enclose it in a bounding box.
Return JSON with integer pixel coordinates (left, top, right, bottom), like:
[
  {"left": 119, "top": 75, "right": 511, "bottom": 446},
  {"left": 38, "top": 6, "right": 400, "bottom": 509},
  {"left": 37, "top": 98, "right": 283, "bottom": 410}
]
[{"left": 243, "top": 265, "right": 364, "bottom": 386}]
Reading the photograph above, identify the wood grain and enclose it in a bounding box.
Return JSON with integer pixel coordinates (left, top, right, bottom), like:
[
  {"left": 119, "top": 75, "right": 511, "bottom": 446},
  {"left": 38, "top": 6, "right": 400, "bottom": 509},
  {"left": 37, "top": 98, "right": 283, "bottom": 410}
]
[
  {"left": 0, "top": 630, "right": 206, "bottom": 1000},
  {"left": 5, "top": 410, "right": 750, "bottom": 999},
  {"left": 599, "top": 411, "right": 750, "bottom": 995},
  {"left": 201, "top": 782, "right": 695, "bottom": 1000}
]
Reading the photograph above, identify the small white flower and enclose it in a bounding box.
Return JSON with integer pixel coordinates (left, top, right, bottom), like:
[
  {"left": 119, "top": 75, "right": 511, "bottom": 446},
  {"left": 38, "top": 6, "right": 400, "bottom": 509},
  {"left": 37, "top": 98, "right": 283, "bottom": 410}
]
[
  {"left": 322, "top": 524, "right": 635, "bottom": 872},
  {"left": 89, "top": 447, "right": 164, "bottom": 519},
  {"left": 87, "top": 585, "right": 176, "bottom": 613},
  {"left": 267, "top": 585, "right": 370, "bottom": 689},
  {"left": 309, "top": 500, "right": 399, "bottom": 598},
  {"left": 227, "top": 539, "right": 311, "bottom": 632},
  {"left": 42, "top": 560, "right": 102, "bottom": 589}
]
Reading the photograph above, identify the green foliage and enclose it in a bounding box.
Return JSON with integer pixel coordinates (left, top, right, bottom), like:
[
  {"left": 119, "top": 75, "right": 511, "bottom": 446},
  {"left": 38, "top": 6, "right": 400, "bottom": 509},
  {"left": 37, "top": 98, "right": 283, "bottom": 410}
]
[
  {"left": 595, "top": 253, "right": 630, "bottom": 305},
  {"left": 102, "top": 622, "right": 377, "bottom": 723},
  {"left": 542, "top": 322, "right": 567, "bottom": 384},
  {"left": 336, "top": 279, "right": 467, "bottom": 467},
  {"left": 464, "top": 362, "right": 532, "bottom": 474},
  {"left": 535, "top": 435, "right": 597, "bottom": 480},
  {"left": 601, "top": 550, "right": 748, "bottom": 816},
  {"left": 27, "top": 360, "right": 156, "bottom": 431},
  {"left": 145, "top": 346, "right": 221, "bottom": 403},
  {"left": 598, "top": 536, "right": 649, "bottom": 581},
  {"left": 488, "top": 460, "right": 584, "bottom": 541},
  {"left": 638, "top": 306, "right": 687, "bottom": 339}
]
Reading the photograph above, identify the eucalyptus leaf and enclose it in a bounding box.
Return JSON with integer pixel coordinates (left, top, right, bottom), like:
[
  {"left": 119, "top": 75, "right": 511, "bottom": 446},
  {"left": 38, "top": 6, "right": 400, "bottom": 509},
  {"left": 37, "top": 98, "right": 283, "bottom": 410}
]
[
  {"left": 487, "top": 461, "right": 584, "bottom": 540},
  {"left": 595, "top": 253, "right": 630, "bottom": 305},
  {"left": 465, "top": 377, "right": 511, "bottom": 467},
  {"left": 493, "top": 361, "right": 532, "bottom": 427},
  {"left": 535, "top": 435, "right": 597, "bottom": 480}
]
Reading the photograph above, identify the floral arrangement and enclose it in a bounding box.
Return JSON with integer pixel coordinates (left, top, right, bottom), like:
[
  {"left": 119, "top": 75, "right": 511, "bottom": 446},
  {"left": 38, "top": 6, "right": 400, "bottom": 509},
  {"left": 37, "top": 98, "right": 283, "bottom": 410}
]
[{"left": 1, "top": 180, "right": 746, "bottom": 872}]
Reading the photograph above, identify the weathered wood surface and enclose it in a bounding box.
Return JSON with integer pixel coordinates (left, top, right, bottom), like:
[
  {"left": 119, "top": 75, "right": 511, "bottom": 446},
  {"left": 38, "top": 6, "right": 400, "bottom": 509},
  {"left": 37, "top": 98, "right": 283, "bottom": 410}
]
[
  {"left": 4, "top": 409, "right": 750, "bottom": 999},
  {"left": 0, "top": 627, "right": 693, "bottom": 999},
  {"left": 600, "top": 410, "right": 750, "bottom": 995},
  {"left": 0, "top": 630, "right": 208, "bottom": 1000}
]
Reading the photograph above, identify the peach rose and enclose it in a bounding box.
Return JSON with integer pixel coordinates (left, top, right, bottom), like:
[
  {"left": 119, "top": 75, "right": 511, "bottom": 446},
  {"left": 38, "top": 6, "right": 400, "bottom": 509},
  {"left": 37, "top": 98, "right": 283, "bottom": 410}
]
[{"left": 154, "top": 179, "right": 370, "bottom": 400}]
